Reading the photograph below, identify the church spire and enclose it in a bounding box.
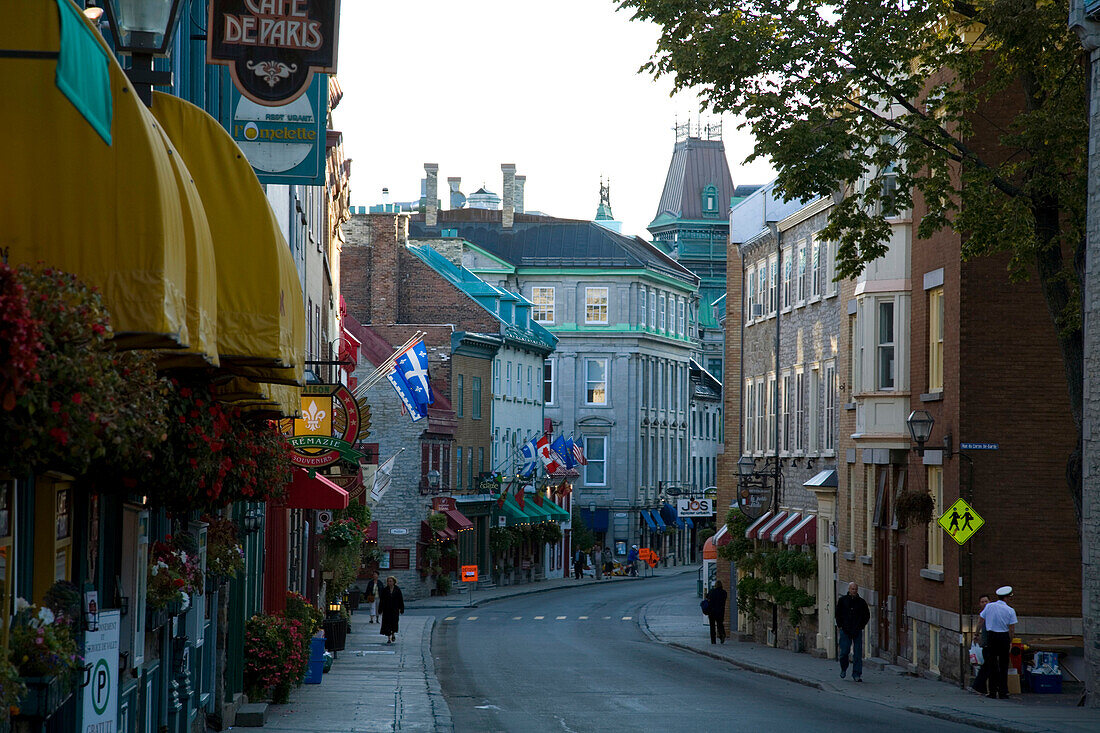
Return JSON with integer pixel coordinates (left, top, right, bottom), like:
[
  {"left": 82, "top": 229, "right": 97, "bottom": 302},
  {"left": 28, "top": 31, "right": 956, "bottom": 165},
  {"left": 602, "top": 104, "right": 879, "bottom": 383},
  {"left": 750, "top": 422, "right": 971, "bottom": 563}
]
[{"left": 595, "top": 176, "right": 614, "bottom": 221}]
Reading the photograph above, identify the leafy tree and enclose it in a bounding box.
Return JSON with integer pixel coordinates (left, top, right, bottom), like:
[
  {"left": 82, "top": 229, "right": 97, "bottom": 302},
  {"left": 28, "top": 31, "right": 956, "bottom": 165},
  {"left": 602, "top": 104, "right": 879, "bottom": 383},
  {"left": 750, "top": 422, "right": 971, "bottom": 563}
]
[
  {"left": 570, "top": 509, "right": 595, "bottom": 551},
  {"left": 620, "top": 0, "right": 1086, "bottom": 519}
]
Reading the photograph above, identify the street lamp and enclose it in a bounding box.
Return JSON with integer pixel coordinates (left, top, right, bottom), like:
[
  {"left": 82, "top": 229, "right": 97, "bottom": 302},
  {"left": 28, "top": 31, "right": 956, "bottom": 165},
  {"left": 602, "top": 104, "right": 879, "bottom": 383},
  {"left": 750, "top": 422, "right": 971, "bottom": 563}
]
[
  {"left": 426, "top": 469, "right": 441, "bottom": 490},
  {"left": 906, "top": 410, "right": 935, "bottom": 455},
  {"left": 737, "top": 454, "right": 756, "bottom": 477},
  {"left": 101, "top": 0, "right": 184, "bottom": 105}
]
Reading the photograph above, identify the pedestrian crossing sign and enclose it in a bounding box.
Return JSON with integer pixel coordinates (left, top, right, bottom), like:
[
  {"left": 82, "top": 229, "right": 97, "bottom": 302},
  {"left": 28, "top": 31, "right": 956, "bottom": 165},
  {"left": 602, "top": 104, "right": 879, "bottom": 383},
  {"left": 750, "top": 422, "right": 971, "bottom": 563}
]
[{"left": 937, "top": 498, "right": 984, "bottom": 545}]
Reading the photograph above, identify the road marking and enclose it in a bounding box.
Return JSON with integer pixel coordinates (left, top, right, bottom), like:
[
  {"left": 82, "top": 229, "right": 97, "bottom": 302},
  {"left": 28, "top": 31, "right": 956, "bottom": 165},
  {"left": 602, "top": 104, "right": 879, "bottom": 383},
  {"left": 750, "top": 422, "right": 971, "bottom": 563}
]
[
  {"left": 621, "top": 616, "right": 632, "bottom": 620},
  {"left": 466, "top": 616, "right": 478, "bottom": 621},
  {"left": 444, "top": 616, "right": 456, "bottom": 621},
  {"left": 513, "top": 616, "right": 522, "bottom": 620},
  {"left": 556, "top": 616, "right": 567, "bottom": 620},
  {"left": 578, "top": 616, "right": 588, "bottom": 620},
  {"left": 602, "top": 616, "right": 611, "bottom": 620},
  {"left": 534, "top": 615, "right": 545, "bottom": 620}
]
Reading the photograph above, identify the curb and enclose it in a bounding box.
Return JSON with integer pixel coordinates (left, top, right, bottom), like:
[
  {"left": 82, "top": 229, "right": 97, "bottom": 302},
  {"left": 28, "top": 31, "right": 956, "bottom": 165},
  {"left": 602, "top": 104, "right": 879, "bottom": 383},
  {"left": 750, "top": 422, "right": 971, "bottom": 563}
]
[
  {"left": 421, "top": 617, "right": 454, "bottom": 732},
  {"left": 904, "top": 706, "right": 1049, "bottom": 733}
]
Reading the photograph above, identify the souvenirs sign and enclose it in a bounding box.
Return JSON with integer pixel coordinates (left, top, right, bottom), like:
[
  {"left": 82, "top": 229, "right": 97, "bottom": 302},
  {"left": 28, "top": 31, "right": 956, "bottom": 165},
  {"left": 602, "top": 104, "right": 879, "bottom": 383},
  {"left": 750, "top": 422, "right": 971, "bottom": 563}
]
[
  {"left": 281, "top": 384, "right": 367, "bottom": 468},
  {"left": 207, "top": 0, "right": 340, "bottom": 106}
]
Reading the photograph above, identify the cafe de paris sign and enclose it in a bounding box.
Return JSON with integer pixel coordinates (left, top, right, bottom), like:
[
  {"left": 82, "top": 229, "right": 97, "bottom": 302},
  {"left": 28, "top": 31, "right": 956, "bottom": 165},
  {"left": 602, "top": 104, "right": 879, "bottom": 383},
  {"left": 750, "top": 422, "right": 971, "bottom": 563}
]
[{"left": 208, "top": 0, "right": 340, "bottom": 106}]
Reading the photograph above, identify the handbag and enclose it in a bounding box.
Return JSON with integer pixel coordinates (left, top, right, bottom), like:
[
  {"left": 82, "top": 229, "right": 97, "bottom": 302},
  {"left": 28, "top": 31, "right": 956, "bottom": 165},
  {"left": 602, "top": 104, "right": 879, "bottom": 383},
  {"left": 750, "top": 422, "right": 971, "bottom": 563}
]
[
  {"left": 366, "top": 593, "right": 375, "bottom": 603},
  {"left": 700, "top": 598, "right": 710, "bottom": 615}
]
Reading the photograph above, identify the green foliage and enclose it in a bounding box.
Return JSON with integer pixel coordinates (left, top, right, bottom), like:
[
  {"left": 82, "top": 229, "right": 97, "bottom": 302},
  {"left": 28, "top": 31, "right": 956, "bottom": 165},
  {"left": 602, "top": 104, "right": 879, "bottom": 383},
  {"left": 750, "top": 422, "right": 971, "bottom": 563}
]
[
  {"left": 535, "top": 520, "right": 563, "bottom": 546},
  {"left": 436, "top": 573, "right": 452, "bottom": 596},
  {"left": 283, "top": 591, "right": 323, "bottom": 638},
  {"left": 8, "top": 601, "right": 82, "bottom": 678},
  {"left": 696, "top": 526, "right": 716, "bottom": 549},
  {"left": 570, "top": 509, "right": 595, "bottom": 550},
  {"left": 489, "top": 526, "right": 513, "bottom": 555},
  {"left": 716, "top": 508, "right": 753, "bottom": 563},
  {"left": 243, "top": 613, "right": 309, "bottom": 704},
  {"left": 1, "top": 653, "right": 25, "bottom": 722},
  {"left": 427, "top": 512, "right": 447, "bottom": 532},
  {"left": 423, "top": 544, "right": 442, "bottom": 567},
  {"left": 337, "top": 502, "right": 371, "bottom": 528},
  {"left": 621, "top": 0, "right": 1086, "bottom": 517}
]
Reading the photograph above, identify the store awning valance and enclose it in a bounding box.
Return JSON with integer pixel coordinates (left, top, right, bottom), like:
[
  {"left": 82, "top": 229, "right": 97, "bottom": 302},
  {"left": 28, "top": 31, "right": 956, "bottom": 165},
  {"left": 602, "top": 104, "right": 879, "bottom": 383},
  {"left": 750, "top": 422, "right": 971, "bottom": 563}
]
[
  {"left": 522, "top": 498, "right": 553, "bottom": 522},
  {"left": 443, "top": 508, "right": 474, "bottom": 533},
  {"left": 683, "top": 516, "right": 694, "bottom": 529},
  {"left": 640, "top": 509, "right": 657, "bottom": 530},
  {"left": 703, "top": 534, "right": 718, "bottom": 560},
  {"left": 494, "top": 493, "right": 529, "bottom": 526},
  {"left": 149, "top": 91, "right": 304, "bottom": 385},
  {"left": 580, "top": 508, "right": 609, "bottom": 532},
  {"left": 713, "top": 524, "right": 731, "bottom": 547},
  {"left": 284, "top": 469, "right": 349, "bottom": 510},
  {"left": 768, "top": 512, "right": 802, "bottom": 542},
  {"left": 783, "top": 514, "right": 817, "bottom": 546},
  {"left": 753, "top": 511, "right": 788, "bottom": 541},
  {"left": 650, "top": 509, "right": 667, "bottom": 532},
  {"left": 539, "top": 498, "right": 569, "bottom": 521},
  {"left": 744, "top": 511, "right": 775, "bottom": 540},
  {"left": 2, "top": 1, "right": 197, "bottom": 351},
  {"left": 660, "top": 502, "right": 684, "bottom": 529}
]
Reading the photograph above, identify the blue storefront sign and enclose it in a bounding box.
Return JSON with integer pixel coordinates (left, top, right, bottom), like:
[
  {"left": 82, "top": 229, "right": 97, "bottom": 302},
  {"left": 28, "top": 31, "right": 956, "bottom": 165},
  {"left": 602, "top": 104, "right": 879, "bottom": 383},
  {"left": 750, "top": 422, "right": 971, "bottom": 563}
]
[{"left": 224, "top": 73, "right": 328, "bottom": 185}]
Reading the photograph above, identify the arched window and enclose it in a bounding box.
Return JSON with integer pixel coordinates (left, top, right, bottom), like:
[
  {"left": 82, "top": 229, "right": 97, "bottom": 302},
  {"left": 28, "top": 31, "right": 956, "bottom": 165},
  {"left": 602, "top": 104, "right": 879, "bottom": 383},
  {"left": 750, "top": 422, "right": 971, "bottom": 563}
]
[{"left": 701, "top": 184, "right": 719, "bottom": 217}]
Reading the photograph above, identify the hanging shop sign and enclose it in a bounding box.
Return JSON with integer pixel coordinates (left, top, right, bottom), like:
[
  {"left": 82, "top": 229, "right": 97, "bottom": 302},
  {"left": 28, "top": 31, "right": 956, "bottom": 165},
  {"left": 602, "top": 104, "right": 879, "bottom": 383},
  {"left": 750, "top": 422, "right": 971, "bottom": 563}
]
[
  {"left": 225, "top": 73, "right": 328, "bottom": 185},
  {"left": 281, "top": 384, "right": 367, "bottom": 468},
  {"left": 207, "top": 0, "right": 340, "bottom": 107},
  {"left": 677, "top": 498, "right": 715, "bottom": 517},
  {"left": 83, "top": 609, "right": 120, "bottom": 732},
  {"left": 432, "top": 497, "right": 456, "bottom": 512}
]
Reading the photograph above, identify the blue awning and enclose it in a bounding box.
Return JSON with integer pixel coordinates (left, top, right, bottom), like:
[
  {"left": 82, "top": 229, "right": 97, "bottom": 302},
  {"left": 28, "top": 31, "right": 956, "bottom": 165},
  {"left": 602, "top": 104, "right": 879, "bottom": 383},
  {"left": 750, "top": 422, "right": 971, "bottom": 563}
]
[
  {"left": 651, "top": 509, "right": 667, "bottom": 531},
  {"left": 640, "top": 509, "right": 657, "bottom": 530},
  {"left": 580, "top": 508, "right": 609, "bottom": 532},
  {"left": 684, "top": 516, "right": 694, "bottom": 529},
  {"left": 660, "top": 502, "right": 684, "bottom": 529}
]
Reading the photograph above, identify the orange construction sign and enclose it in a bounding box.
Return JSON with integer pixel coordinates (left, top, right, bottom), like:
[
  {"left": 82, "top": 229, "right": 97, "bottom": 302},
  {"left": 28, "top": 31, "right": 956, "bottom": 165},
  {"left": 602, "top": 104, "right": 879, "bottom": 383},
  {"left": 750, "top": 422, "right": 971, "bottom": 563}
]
[
  {"left": 637, "top": 548, "right": 660, "bottom": 568},
  {"left": 461, "top": 565, "right": 479, "bottom": 582}
]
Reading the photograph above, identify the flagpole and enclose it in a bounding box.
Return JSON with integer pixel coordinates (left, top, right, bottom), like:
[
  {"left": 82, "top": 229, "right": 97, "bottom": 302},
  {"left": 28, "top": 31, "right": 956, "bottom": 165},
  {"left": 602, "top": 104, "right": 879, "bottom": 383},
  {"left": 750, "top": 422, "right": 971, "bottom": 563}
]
[{"left": 352, "top": 331, "right": 423, "bottom": 398}]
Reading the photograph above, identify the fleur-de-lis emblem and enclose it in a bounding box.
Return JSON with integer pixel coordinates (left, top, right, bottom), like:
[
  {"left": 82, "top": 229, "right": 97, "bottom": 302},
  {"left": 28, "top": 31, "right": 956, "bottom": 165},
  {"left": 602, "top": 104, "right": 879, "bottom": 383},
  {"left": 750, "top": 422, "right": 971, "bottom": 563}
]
[
  {"left": 303, "top": 400, "right": 326, "bottom": 432},
  {"left": 245, "top": 60, "right": 298, "bottom": 88}
]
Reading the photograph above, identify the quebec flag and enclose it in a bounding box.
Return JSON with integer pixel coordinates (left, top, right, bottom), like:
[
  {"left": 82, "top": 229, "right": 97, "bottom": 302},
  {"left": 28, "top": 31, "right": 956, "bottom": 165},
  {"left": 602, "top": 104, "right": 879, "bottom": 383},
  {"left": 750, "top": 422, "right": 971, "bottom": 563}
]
[
  {"left": 519, "top": 438, "right": 539, "bottom": 479},
  {"left": 386, "top": 368, "right": 425, "bottom": 422},
  {"left": 396, "top": 340, "right": 434, "bottom": 408}
]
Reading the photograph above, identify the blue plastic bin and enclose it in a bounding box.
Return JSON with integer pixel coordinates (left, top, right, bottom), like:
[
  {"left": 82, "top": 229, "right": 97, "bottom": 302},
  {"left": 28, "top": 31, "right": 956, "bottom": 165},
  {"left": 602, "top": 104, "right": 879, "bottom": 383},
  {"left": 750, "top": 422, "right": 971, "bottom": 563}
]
[
  {"left": 1029, "top": 672, "right": 1062, "bottom": 694},
  {"left": 309, "top": 635, "right": 326, "bottom": 662},
  {"left": 304, "top": 660, "right": 324, "bottom": 684}
]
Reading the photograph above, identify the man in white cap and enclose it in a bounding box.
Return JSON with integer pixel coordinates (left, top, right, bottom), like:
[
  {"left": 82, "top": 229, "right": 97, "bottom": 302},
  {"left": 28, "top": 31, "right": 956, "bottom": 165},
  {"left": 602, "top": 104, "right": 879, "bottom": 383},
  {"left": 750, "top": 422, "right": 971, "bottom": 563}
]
[{"left": 979, "top": 585, "right": 1018, "bottom": 699}]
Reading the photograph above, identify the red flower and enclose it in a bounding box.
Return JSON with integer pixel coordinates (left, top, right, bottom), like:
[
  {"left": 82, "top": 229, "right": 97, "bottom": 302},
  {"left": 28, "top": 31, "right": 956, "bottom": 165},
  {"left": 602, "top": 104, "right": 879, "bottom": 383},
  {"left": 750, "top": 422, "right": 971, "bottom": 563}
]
[
  {"left": 48, "top": 427, "right": 68, "bottom": 446},
  {"left": 71, "top": 392, "right": 83, "bottom": 404},
  {"left": 50, "top": 401, "right": 61, "bottom": 413}
]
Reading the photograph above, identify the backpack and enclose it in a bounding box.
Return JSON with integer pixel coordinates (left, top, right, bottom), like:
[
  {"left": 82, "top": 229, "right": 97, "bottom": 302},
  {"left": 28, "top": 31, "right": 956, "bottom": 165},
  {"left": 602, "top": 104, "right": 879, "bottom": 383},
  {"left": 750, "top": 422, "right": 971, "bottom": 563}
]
[{"left": 700, "top": 597, "right": 710, "bottom": 615}]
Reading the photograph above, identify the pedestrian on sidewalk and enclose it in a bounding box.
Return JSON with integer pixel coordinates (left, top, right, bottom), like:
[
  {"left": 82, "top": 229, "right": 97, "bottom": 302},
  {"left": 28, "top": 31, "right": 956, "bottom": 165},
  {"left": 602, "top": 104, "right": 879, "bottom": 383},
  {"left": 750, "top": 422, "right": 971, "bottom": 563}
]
[
  {"left": 970, "top": 594, "right": 992, "bottom": 695},
  {"left": 980, "top": 585, "right": 1018, "bottom": 699},
  {"left": 602, "top": 546, "right": 613, "bottom": 577},
  {"left": 592, "top": 545, "right": 603, "bottom": 581},
  {"left": 573, "top": 547, "right": 585, "bottom": 580},
  {"left": 364, "top": 570, "right": 382, "bottom": 624},
  {"left": 836, "top": 581, "right": 870, "bottom": 682},
  {"left": 378, "top": 575, "right": 405, "bottom": 644},
  {"left": 627, "top": 545, "right": 639, "bottom": 576},
  {"left": 705, "top": 580, "right": 728, "bottom": 644}
]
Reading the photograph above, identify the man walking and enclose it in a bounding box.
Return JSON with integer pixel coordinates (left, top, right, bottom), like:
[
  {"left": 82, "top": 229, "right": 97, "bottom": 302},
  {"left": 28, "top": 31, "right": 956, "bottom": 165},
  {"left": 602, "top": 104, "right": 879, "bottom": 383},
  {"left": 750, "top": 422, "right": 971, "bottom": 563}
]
[
  {"left": 980, "top": 585, "right": 1018, "bottom": 699},
  {"left": 836, "top": 581, "right": 870, "bottom": 682},
  {"left": 573, "top": 547, "right": 585, "bottom": 580},
  {"left": 592, "top": 545, "right": 603, "bottom": 581},
  {"left": 705, "top": 580, "right": 728, "bottom": 644}
]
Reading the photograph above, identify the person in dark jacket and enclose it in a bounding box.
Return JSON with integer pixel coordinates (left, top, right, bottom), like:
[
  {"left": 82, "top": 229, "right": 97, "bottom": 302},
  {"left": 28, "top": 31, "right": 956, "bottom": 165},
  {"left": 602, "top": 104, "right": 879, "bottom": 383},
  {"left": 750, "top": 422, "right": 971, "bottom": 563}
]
[
  {"left": 971, "top": 594, "right": 992, "bottom": 694},
  {"left": 836, "top": 581, "right": 871, "bottom": 681},
  {"left": 573, "top": 547, "right": 585, "bottom": 579},
  {"left": 378, "top": 575, "right": 404, "bottom": 644},
  {"left": 706, "top": 580, "right": 728, "bottom": 644}
]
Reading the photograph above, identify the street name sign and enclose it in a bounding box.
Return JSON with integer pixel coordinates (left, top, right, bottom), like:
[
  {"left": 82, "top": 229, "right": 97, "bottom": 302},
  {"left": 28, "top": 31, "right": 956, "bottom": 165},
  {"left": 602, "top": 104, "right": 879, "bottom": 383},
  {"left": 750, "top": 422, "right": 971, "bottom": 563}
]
[
  {"left": 937, "top": 498, "right": 984, "bottom": 545},
  {"left": 960, "top": 443, "right": 999, "bottom": 450}
]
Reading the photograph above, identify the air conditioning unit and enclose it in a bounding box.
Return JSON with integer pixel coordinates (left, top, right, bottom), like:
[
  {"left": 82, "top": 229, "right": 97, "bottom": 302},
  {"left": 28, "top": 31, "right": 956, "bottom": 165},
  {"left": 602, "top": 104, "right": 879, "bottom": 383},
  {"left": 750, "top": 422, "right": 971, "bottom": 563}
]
[
  {"left": 316, "top": 510, "right": 334, "bottom": 529},
  {"left": 750, "top": 303, "right": 763, "bottom": 318}
]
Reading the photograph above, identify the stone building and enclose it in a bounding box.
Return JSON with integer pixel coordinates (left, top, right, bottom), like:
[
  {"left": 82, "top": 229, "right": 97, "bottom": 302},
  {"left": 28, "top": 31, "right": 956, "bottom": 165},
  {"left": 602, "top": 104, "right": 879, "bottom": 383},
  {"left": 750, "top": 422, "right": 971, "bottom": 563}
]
[
  {"left": 732, "top": 185, "right": 839, "bottom": 650},
  {"left": 407, "top": 164, "right": 700, "bottom": 564}
]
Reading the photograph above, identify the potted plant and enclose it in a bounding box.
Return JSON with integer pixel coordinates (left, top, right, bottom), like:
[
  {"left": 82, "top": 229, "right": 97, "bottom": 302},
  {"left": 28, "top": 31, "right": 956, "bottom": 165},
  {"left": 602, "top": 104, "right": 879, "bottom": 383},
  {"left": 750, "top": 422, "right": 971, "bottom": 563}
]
[
  {"left": 895, "top": 490, "right": 936, "bottom": 529},
  {"left": 243, "top": 613, "right": 309, "bottom": 704},
  {"left": 146, "top": 533, "right": 204, "bottom": 623},
  {"left": 9, "top": 600, "right": 82, "bottom": 720},
  {"left": 202, "top": 514, "right": 245, "bottom": 587},
  {"left": 436, "top": 572, "right": 452, "bottom": 597}
]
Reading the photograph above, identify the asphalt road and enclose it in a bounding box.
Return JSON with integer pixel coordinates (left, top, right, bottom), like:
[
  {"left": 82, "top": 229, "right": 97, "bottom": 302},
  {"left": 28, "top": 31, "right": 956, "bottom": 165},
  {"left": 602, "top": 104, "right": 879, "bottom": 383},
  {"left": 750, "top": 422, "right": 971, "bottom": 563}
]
[{"left": 422, "top": 573, "right": 982, "bottom": 733}]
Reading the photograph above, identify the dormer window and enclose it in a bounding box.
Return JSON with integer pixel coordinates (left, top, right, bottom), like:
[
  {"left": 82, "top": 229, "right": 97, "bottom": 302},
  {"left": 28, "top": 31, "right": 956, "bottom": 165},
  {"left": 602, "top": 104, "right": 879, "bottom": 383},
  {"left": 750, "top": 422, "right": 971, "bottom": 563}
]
[{"left": 701, "top": 184, "right": 719, "bottom": 218}]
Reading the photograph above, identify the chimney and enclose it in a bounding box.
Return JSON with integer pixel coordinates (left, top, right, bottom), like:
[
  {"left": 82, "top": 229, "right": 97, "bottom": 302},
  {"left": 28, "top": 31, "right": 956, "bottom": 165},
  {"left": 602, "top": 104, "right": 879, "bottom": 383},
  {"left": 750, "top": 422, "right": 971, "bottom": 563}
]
[
  {"left": 501, "top": 163, "right": 516, "bottom": 228},
  {"left": 424, "top": 163, "right": 439, "bottom": 227},
  {"left": 514, "top": 175, "right": 526, "bottom": 214},
  {"left": 447, "top": 177, "right": 464, "bottom": 209}
]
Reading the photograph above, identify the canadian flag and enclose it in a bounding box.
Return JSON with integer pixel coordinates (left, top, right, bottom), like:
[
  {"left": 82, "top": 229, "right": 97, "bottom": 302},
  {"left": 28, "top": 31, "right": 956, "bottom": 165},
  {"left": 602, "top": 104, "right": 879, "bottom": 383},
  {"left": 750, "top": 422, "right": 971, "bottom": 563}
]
[{"left": 535, "top": 435, "right": 561, "bottom": 474}]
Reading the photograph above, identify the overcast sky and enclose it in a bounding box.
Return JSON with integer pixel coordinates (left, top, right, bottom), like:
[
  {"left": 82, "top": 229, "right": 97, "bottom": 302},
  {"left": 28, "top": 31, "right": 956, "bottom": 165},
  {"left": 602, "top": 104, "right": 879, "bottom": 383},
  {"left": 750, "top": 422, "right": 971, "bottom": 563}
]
[{"left": 333, "top": 1, "right": 776, "bottom": 239}]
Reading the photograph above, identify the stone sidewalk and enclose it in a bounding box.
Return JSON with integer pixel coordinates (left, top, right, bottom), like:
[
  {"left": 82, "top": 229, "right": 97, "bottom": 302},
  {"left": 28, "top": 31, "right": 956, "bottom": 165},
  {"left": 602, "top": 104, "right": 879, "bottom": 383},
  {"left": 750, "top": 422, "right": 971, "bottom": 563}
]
[
  {"left": 639, "top": 585, "right": 1099, "bottom": 733},
  {"left": 258, "top": 615, "right": 450, "bottom": 732}
]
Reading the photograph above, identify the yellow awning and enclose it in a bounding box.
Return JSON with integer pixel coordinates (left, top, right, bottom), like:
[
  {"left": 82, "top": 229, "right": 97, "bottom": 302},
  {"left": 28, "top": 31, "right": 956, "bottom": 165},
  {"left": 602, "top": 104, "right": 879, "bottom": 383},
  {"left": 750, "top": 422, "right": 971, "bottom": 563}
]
[
  {"left": 0, "top": 0, "right": 195, "bottom": 350},
  {"left": 211, "top": 377, "right": 301, "bottom": 419},
  {"left": 150, "top": 92, "right": 304, "bottom": 385}
]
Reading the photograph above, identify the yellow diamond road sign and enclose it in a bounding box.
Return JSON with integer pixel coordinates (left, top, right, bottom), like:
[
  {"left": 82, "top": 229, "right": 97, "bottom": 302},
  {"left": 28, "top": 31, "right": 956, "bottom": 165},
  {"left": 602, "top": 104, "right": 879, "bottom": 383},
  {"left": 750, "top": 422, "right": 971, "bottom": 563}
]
[{"left": 938, "top": 498, "right": 984, "bottom": 545}]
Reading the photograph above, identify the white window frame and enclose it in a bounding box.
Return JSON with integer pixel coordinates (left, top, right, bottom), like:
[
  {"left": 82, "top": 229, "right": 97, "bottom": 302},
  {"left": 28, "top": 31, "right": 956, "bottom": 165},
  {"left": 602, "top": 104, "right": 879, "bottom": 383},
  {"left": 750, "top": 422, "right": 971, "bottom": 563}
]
[
  {"left": 678, "top": 298, "right": 685, "bottom": 336},
  {"left": 758, "top": 267, "right": 767, "bottom": 314},
  {"left": 824, "top": 362, "right": 836, "bottom": 452},
  {"left": 659, "top": 293, "right": 667, "bottom": 331},
  {"left": 506, "top": 360, "right": 512, "bottom": 398},
  {"left": 745, "top": 379, "right": 755, "bottom": 454},
  {"left": 826, "top": 239, "right": 838, "bottom": 296},
  {"left": 808, "top": 365, "right": 820, "bottom": 453},
  {"left": 585, "top": 357, "right": 609, "bottom": 406},
  {"left": 755, "top": 377, "right": 766, "bottom": 452},
  {"left": 640, "top": 287, "right": 647, "bottom": 328},
  {"left": 768, "top": 255, "right": 778, "bottom": 314},
  {"left": 877, "top": 298, "right": 896, "bottom": 390},
  {"left": 531, "top": 287, "right": 555, "bottom": 323},
  {"left": 794, "top": 369, "right": 805, "bottom": 452},
  {"left": 650, "top": 289, "right": 657, "bottom": 329},
  {"left": 746, "top": 266, "right": 756, "bottom": 319},
  {"left": 493, "top": 360, "right": 500, "bottom": 395},
  {"left": 782, "top": 247, "right": 793, "bottom": 310},
  {"left": 797, "top": 242, "right": 808, "bottom": 303},
  {"left": 543, "top": 359, "right": 555, "bottom": 405},
  {"left": 584, "top": 436, "right": 608, "bottom": 486},
  {"left": 585, "top": 286, "right": 609, "bottom": 324},
  {"left": 811, "top": 238, "right": 822, "bottom": 298},
  {"left": 766, "top": 375, "right": 777, "bottom": 452}
]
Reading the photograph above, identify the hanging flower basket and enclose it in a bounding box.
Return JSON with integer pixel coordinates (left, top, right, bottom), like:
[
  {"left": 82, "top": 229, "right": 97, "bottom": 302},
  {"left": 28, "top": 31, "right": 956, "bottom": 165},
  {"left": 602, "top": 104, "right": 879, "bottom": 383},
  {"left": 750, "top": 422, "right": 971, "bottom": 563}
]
[{"left": 895, "top": 491, "right": 935, "bottom": 529}]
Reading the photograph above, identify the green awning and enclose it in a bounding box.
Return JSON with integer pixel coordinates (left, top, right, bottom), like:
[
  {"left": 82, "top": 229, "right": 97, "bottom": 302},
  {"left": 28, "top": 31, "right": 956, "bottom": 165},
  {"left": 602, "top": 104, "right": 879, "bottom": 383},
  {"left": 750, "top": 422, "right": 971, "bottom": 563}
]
[
  {"left": 494, "top": 493, "right": 529, "bottom": 526},
  {"left": 522, "top": 498, "right": 553, "bottom": 522},
  {"left": 538, "top": 498, "right": 569, "bottom": 521}
]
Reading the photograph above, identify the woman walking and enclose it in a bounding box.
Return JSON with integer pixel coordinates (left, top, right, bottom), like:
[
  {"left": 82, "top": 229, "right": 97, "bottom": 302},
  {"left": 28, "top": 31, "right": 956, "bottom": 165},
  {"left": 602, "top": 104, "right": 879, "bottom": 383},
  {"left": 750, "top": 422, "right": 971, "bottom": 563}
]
[
  {"left": 378, "top": 575, "right": 405, "bottom": 644},
  {"left": 364, "top": 570, "right": 382, "bottom": 624}
]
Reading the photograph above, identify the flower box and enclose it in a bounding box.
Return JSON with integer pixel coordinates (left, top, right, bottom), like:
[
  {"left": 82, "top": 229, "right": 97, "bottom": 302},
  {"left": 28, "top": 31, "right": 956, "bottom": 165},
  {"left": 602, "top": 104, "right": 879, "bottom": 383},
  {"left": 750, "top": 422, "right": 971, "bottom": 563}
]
[{"left": 13, "top": 675, "right": 73, "bottom": 720}]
